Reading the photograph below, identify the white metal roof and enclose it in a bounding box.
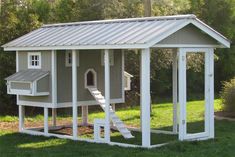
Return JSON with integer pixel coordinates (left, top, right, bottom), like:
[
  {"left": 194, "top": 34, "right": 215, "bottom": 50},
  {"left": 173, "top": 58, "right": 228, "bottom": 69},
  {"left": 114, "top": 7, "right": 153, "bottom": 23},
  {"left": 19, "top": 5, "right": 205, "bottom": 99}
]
[
  {"left": 2, "top": 14, "right": 230, "bottom": 51},
  {"left": 5, "top": 70, "right": 49, "bottom": 82}
]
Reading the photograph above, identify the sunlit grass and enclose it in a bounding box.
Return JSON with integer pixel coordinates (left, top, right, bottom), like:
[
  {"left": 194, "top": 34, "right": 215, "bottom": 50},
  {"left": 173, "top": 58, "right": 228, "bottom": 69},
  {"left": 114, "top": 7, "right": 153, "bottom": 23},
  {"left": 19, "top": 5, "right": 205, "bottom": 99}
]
[
  {"left": 0, "top": 99, "right": 234, "bottom": 157},
  {"left": 17, "top": 139, "right": 67, "bottom": 149}
]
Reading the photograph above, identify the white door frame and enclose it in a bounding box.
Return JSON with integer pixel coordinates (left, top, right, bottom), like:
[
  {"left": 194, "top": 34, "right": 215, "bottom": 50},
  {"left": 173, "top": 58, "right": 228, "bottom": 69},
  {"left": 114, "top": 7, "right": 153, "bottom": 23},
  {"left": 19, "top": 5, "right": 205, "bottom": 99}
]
[{"left": 178, "top": 48, "right": 214, "bottom": 141}]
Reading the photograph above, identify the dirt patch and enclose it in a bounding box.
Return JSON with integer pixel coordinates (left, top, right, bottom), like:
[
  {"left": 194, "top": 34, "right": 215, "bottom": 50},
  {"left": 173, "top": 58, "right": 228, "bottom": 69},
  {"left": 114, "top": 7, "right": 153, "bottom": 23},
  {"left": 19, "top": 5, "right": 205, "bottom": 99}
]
[
  {"left": 0, "top": 119, "right": 73, "bottom": 132},
  {"left": 50, "top": 126, "right": 95, "bottom": 136}
]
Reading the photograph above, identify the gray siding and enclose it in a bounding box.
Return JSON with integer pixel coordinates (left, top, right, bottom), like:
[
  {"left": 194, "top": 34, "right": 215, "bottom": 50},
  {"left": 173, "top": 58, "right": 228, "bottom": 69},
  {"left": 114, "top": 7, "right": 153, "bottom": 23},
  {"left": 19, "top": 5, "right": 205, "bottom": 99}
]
[
  {"left": 37, "top": 75, "right": 49, "bottom": 92},
  {"left": 157, "top": 24, "right": 218, "bottom": 45},
  {"left": 18, "top": 51, "right": 52, "bottom": 102},
  {"left": 11, "top": 82, "right": 30, "bottom": 90},
  {"left": 57, "top": 50, "right": 123, "bottom": 103}
]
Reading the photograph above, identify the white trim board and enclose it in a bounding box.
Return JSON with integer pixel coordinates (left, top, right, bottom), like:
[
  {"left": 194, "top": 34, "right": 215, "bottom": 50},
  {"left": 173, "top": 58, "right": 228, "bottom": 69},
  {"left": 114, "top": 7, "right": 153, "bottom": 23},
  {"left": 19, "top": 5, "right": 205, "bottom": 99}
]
[
  {"left": 152, "top": 44, "right": 222, "bottom": 48},
  {"left": 3, "top": 44, "right": 148, "bottom": 51},
  {"left": 17, "top": 98, "right": 124, "bottom": 108}
]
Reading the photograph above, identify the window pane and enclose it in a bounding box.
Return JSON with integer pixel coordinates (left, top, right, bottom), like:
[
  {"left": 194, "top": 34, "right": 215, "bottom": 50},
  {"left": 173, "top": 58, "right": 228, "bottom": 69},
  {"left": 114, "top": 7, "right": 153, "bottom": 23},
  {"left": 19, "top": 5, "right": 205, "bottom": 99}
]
[{"left": 68, "top": 53, "right": 72, "bottom": 64}]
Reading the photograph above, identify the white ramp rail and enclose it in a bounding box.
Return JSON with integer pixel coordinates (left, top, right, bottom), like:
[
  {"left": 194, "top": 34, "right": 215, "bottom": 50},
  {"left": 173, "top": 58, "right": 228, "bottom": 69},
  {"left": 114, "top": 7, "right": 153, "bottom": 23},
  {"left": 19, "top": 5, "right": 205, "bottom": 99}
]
[{"left": 88, "top": 87, "right": 134, "bottom": 139}]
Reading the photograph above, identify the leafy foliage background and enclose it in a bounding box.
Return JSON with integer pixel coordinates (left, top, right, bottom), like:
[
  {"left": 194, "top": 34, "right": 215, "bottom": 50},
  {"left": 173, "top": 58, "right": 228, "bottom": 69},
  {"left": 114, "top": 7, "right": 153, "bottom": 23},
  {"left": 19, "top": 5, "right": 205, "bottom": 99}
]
[{"left": 0, "top": 0, "right": 234, "bottom": 114}]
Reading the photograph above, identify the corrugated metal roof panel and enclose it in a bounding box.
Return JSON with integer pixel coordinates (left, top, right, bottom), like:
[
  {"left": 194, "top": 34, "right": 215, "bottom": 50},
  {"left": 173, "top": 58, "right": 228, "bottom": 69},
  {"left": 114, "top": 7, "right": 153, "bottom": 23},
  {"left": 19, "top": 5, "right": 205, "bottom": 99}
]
[
  {"left": 2, "top": 14, "right": 230, "bottom": 49},
  {"left": 5, "top": 70, "right": 49, "bottom": 82}
]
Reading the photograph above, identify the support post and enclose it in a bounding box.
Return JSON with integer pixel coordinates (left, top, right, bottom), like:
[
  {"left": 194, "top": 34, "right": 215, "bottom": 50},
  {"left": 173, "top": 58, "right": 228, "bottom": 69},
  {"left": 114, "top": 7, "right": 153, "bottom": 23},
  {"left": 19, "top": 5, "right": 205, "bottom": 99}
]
[
  {"left": 16, "top": 51, "right": 19, "bottom": 104},
  {"left": 51, "top": 50, "right": 57, "bottom": 126},
  {"left": 104, "top": 49, "right": 110, "bottom": 143},
  {"left": 172, "top": 50, "right": 178, "bottom": 134},
  {"left": 140, "top": 48, "right": 151, "bottom": 147},
  {"left": 82, "top": 106, "right": 88, "bottom": 126},
  {"left": 44, "top": 107, "right": 49, "bottom": 135},
  {"left": 19, "top": 105, "right": 25, "bottom": 132},
  {"left": 51, "top": 50, "right": 57, "bottom": 106},
  {"left": 72, "top": 49, "right": 78, "bottom": 139},
  {"left": 178, "top": 48, "right": 187, "bottom": 141},
  {"left": 206, "top": 49, "right": 214, "bottom": 138}
]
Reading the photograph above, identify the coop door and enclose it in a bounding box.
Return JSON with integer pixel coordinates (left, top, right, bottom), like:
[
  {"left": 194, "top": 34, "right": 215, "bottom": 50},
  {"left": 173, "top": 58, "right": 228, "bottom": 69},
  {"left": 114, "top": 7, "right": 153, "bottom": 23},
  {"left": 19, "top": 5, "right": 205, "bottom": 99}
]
[
  {"left": 85, "top": 69, "right": 97, "bottom": 89},
  {"left": 178, "top": 48, "right": 214, "bottom": 141}
]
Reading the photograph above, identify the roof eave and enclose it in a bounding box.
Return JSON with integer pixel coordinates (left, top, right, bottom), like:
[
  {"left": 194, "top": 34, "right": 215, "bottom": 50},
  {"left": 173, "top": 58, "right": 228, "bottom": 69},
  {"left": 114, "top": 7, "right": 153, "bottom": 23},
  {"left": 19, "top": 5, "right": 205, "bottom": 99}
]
[{"left": 3, "top": 44, "right": 149, "bottom": 51}]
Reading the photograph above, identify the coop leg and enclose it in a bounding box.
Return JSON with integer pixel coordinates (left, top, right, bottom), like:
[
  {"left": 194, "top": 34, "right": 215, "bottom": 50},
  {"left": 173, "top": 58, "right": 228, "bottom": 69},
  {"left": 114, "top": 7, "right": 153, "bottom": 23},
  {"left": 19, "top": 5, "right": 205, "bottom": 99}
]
[
  {"left": 82, "top": 106, "right": 88, "bottom": 126},
  {"left": 44, "top": 107, "right": 49, "bottom": 136},
  {"left": 52, "top": 108, "right": 57, "bottom": 127},
  {"left": 111, "top": 104, "right": 116, "bottom": 127},
  {"left": 19, "top": 105, "right": 25, "bottom": 132}
]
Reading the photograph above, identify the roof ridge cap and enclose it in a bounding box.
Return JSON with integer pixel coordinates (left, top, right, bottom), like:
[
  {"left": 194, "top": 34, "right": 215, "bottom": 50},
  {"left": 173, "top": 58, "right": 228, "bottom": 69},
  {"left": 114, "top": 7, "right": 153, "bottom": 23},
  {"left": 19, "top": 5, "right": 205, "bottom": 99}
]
[{"left": 42, "top": 14, "right": 196, "bottom": 28}]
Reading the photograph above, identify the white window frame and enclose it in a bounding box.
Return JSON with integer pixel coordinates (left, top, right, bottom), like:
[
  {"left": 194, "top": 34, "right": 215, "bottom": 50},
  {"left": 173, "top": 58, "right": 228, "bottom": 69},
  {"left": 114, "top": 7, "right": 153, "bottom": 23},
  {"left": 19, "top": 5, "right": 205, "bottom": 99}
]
[
  {"left": 84, "top": 69, "right": 97, "bottom": 89},
  {"left": 101, "top": 50, "right": 114, "bottom": 66},
  {"left": 65, "top": 50, "right": 79, "bottom": 67},
  {"left": 28, "top": 52, "right": 41, "bottom": 69}
]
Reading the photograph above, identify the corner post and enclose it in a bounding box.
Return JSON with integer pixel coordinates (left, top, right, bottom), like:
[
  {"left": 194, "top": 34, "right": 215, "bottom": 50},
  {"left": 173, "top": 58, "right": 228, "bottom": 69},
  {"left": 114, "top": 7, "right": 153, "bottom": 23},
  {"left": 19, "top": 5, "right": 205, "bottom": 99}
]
[
  {"left": 19, "top": 105, "right": 25, "bottom": 132},
  {"left": 140, "top": 48, "right": 151, "bottom": 147},
  {"left": 104, "top": 49, "right": 110, "bottom": 143},
  {"left": 172, "top": 49, "right": 178, "bottom": 134},
  {"left": 206, "top": 48, "right": 214, "bottom": 138},
  {"left": 178, "top": 48, "right": 187, "bottom": 141},
  {"left": 72, "top": 49, "right": 78, "bottom": 139}
]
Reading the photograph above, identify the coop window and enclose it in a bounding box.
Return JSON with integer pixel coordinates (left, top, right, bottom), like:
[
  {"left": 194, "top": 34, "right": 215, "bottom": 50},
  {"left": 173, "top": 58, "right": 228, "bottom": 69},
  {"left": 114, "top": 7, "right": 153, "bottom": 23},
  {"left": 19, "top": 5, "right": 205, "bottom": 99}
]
[
  {"left": 65, "top": 50, "right": 79, "bottom": 67},
  {"left": 28, "top": 52, "right": 41, "bottom": 69}
]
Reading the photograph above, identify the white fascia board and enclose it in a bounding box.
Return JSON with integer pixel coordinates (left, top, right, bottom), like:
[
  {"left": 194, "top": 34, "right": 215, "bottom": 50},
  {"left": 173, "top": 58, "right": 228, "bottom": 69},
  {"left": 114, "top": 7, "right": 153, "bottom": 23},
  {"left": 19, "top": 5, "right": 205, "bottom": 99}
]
[
  {"left": 3, "top": 44, "right": 148, "bottom": 51},
  {"left": 191, "top": 19, "right": 230, "bottom": 48},
  {"left": 152, "top": 44, "right": 224, "bottom": 48}
]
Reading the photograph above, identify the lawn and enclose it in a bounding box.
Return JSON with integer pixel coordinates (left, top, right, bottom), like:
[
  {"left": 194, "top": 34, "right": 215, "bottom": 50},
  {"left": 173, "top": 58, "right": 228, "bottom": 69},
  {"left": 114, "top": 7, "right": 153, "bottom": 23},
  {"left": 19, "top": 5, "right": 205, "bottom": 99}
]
[{"left": 0, "top": 99, "right": 235, "bottom": 157}]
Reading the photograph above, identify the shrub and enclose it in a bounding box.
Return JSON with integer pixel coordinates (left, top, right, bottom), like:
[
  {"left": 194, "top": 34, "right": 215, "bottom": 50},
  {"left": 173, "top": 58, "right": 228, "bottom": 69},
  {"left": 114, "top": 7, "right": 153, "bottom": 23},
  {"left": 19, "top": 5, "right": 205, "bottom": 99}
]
[{"left": 220, "top": 77, "right": 235, "bottom": 112}]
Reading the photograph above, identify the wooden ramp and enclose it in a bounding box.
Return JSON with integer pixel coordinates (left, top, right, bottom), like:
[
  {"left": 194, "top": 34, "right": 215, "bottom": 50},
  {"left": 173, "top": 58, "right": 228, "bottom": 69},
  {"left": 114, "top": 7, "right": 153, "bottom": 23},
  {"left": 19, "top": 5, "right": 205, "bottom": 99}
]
[{"left": 88, "top": 87, "right": 134, "bottom": 139}]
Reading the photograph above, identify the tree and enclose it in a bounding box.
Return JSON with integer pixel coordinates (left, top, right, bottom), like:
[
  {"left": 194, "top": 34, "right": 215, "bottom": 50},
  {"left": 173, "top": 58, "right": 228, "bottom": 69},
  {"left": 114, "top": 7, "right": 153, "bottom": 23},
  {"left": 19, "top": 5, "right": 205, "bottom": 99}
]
[
  {"left": 0, "top": 0, "right": 41, "bottom": 115},
  {"left": 187, "top": 0, "right": 235, "bottom": 92}
]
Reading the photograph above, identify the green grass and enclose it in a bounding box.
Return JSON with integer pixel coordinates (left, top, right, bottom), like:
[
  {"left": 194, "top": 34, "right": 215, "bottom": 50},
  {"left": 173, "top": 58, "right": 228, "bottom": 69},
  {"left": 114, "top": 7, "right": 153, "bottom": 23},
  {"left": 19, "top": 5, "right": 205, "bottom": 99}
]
[{"left": 1, "top": 99, "right": 235, "bottom": 157}]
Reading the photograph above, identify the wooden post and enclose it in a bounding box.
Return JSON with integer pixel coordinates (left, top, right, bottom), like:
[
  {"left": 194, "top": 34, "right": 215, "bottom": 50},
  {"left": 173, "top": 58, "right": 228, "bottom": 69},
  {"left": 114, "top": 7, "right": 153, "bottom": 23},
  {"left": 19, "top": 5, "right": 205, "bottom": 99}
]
[
  {"left": 44, "top": 107, "right": 49, "bottom": 135},
  {"left": 19, "top": 105, "right": 25, "bottom": 132},
  {"left": 51, "top": 50, "right": 57, "bottom": 126},
  {"left": 72, "top": 49, "right": 78, "bottom": 139},
  {"left": 104, "top": 49, "right": 110, "bottom": 143},
  {"left": 140, "top": 48, "right": 151, "bottom": 147},
  {"left": 82, "top": 106, "right": 88, "bottom": 126},
  {"left": 172, "top": 50, "right": 178, "bottom": 134},
  {"left": 144, "top": 0, "right": 152, "bottom": 17},
  {"left": 52, "top": 109, "right": 57, "bottom": 126},
  {"left": 112, "top": 104, "right": 115, "bottom": 112},
  {"left": 178, "top": 48, "right": 186, "bottom": 141},
  {"left": 209, "top": 49, "right": 214, "bottom": 138},
  {"left": 205, "top": 48, "right": 214, "bottom": 138}
]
